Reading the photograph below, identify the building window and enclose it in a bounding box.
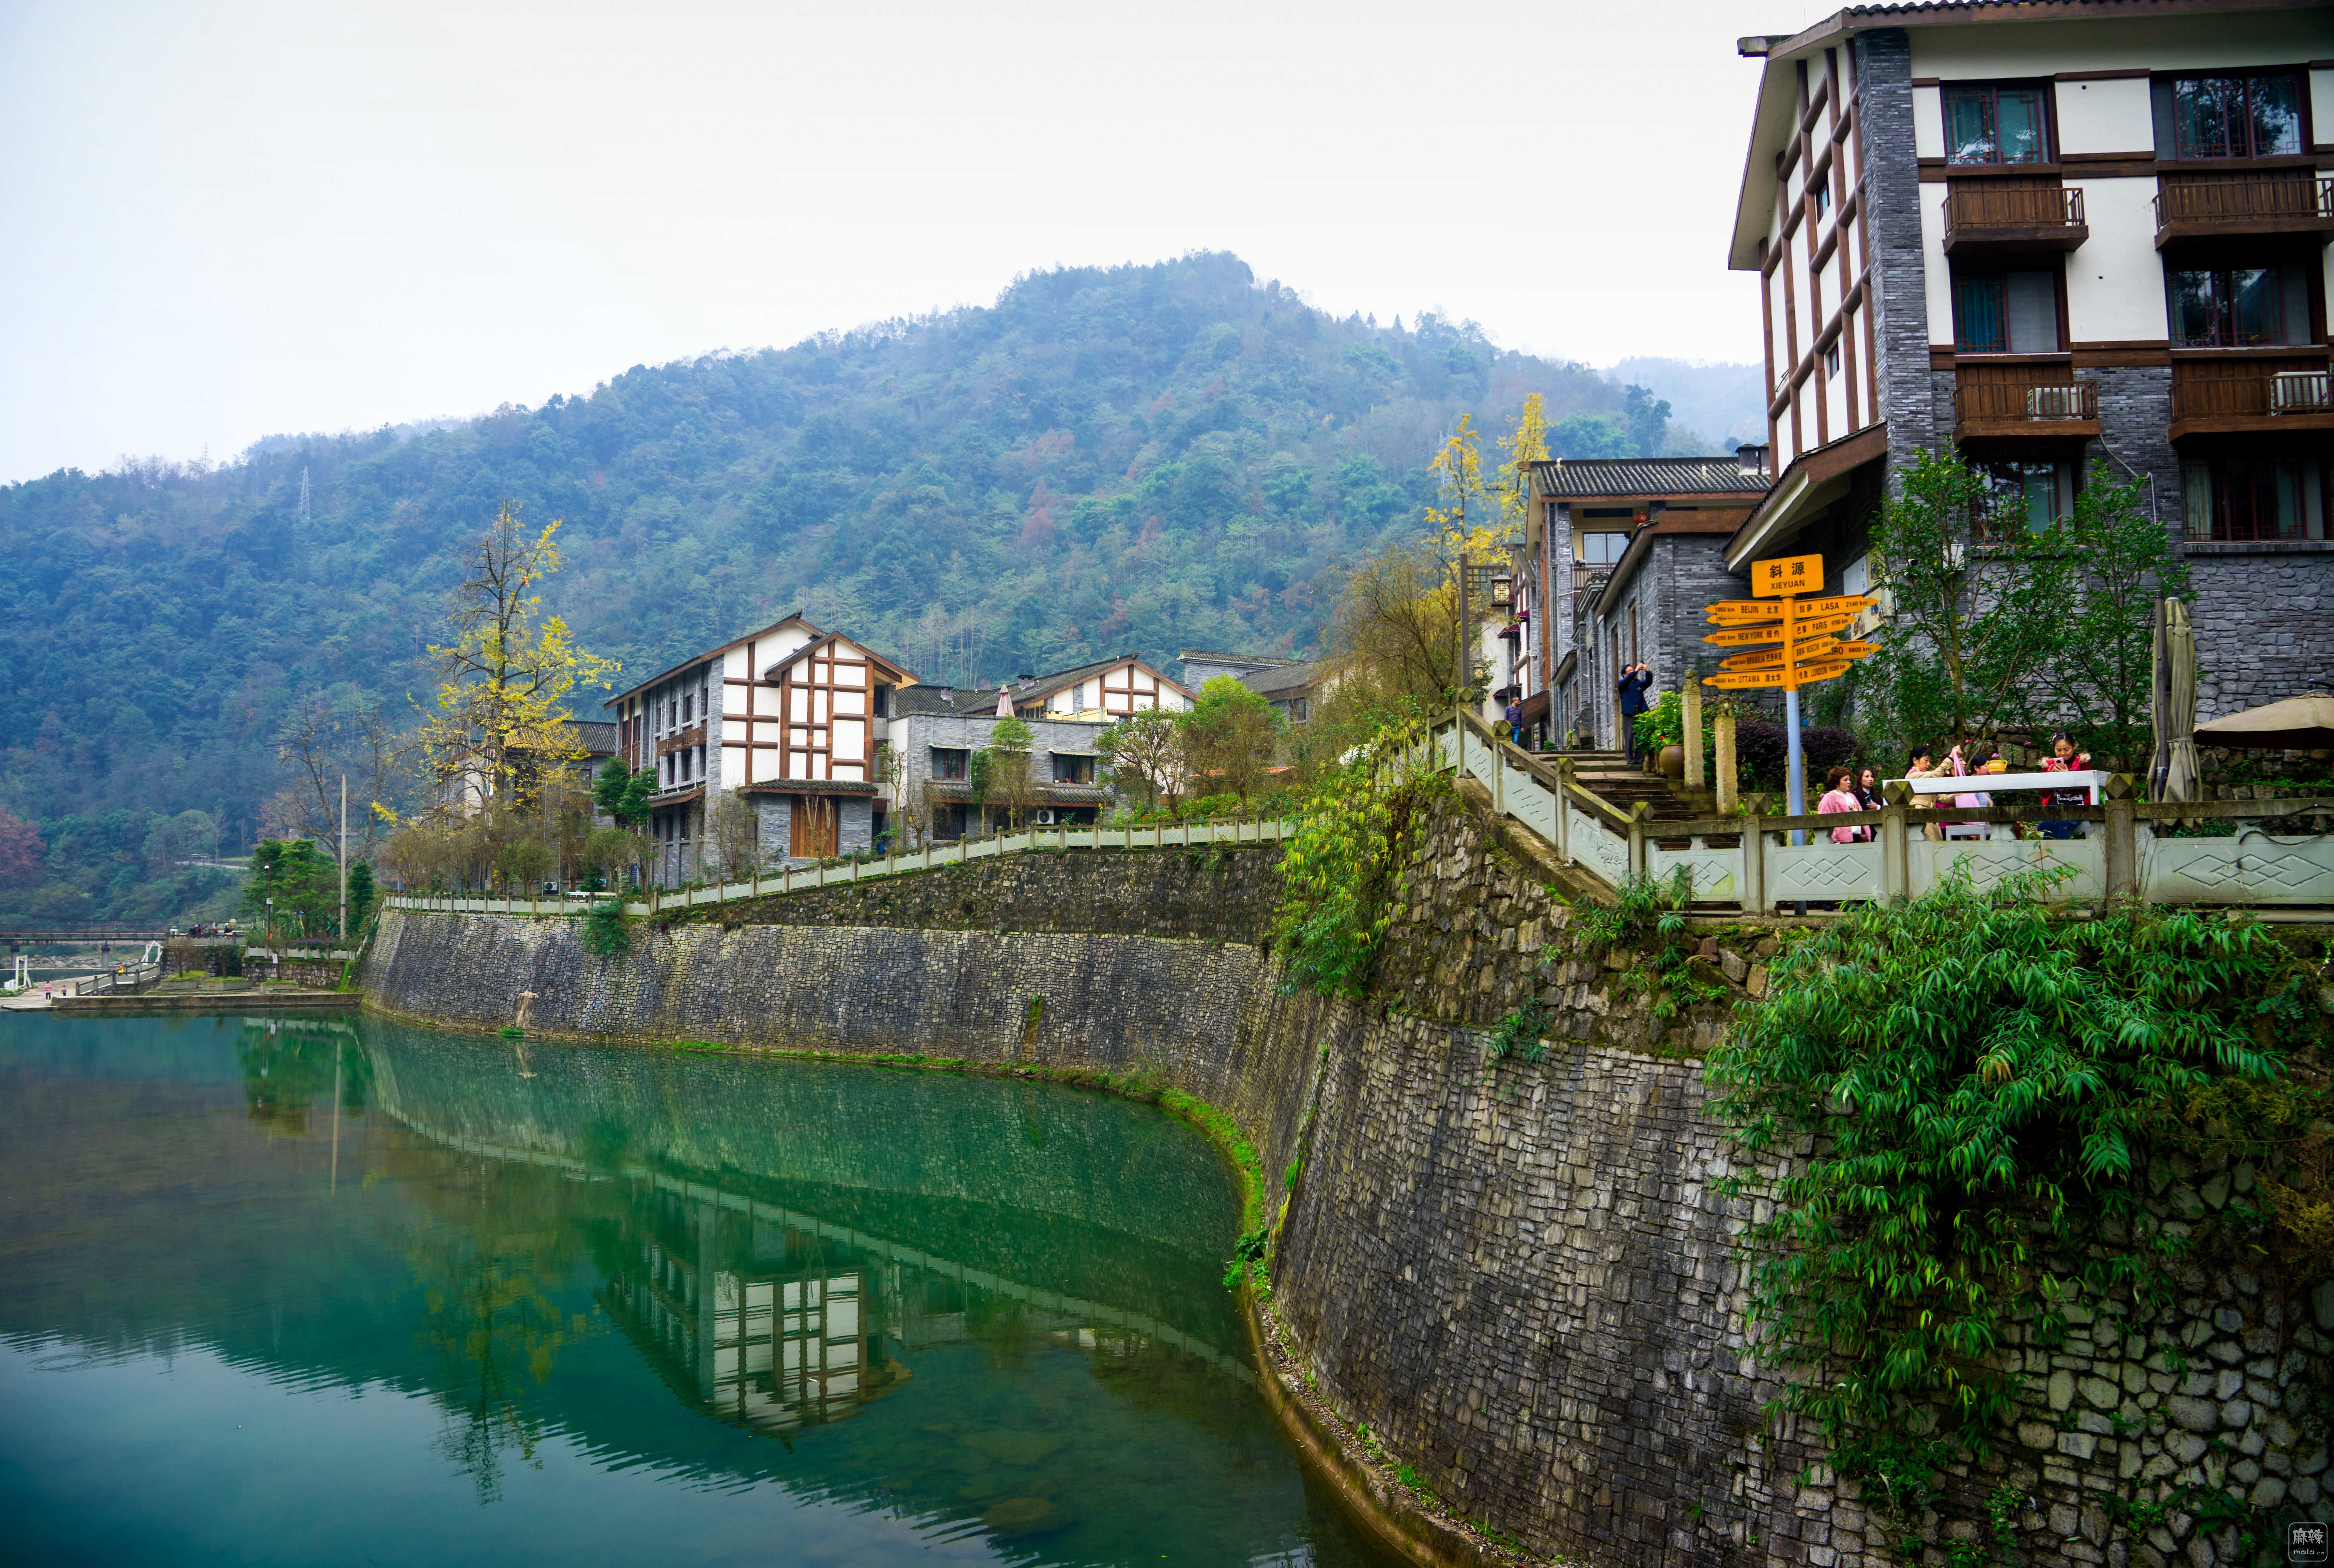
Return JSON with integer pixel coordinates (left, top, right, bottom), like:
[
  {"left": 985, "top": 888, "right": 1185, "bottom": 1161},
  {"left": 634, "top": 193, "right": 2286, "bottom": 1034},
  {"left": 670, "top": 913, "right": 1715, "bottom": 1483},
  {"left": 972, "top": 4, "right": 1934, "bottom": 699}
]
[
  {"left": 1810, "top": 176, "right": 1831, "bottom": 220},
  {"left": 930, "top": 747, "right": 968, "bottom": 781},
  {"left": 1578, "top": 531, "right": 1630, "bottom": 566},
  {"left": 2159, "top": 73, "right": 2303, "bottom": 160},
  {"left": 2168, "top": 265, "right": 2311, "bottom": 348},
  {"left": 1975, "top": 459, "right": 2075, "bottom": 536},
  {"left": 1824, "top": 342, "right": 1842, "bottom": 379},
  {"left": 1953, "top": 271, "right": 2059, "bottom": 354},
  {"left": 1291, "top": 696, "right": 1309, "bottom": 724},
  {"left": 2183, "top": 455, "right": 2324, "bottom": 542},
  {"left": 1943, "top": 83, "right": 2049, "bottom": 166},
  {"left": 1052, "top": 753, "right": 1094, "bottom": 784}
]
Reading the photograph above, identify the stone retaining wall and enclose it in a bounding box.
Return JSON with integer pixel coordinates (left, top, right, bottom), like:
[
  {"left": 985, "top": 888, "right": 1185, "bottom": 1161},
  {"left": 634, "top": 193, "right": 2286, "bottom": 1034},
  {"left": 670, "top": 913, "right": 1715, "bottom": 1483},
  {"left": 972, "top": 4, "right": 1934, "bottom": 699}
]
[
  {"left": 359, "top": 789, "right": 2333, "bottom": 1564},
  {"left": 659, "top": 843, "right": 1285, "bottom": 946}
]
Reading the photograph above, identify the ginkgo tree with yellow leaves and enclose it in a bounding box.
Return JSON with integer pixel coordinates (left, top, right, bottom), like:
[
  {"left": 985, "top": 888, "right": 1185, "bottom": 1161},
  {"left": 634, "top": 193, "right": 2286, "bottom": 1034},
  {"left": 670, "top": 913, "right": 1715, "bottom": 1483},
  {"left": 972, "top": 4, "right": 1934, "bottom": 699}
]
[
  {"left": 419, "top": 502, "right": 619, "bottom": 816},
  {"left": 1320, "top": 400, "right": 1548, "bottom": 725}
]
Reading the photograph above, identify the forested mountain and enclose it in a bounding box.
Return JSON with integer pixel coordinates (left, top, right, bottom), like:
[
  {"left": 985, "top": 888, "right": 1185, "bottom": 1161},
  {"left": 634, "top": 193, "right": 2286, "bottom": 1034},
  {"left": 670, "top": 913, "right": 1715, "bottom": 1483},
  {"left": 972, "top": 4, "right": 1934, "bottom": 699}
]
[{"left": 0, "top": 252, "right": 1753, "bottom": 919}]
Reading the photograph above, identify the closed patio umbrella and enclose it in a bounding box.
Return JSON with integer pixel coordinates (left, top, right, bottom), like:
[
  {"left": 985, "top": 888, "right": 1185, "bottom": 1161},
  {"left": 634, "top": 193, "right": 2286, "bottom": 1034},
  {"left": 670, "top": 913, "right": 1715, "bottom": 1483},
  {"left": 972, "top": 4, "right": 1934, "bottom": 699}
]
[
  {"left": 2151, "top": 599, "right": 2200, "bottom": 804},
  {"left": 2193, "top": 691, "right": 2334, "bottom": 751}
]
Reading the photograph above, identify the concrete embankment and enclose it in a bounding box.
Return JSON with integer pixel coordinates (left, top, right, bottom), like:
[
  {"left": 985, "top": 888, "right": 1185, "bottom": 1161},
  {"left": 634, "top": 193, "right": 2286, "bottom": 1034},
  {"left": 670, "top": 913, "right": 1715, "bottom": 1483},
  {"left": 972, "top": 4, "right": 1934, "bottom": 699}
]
[{"left": 361, "top": 812, "right": 2332, "bottom": 1567}]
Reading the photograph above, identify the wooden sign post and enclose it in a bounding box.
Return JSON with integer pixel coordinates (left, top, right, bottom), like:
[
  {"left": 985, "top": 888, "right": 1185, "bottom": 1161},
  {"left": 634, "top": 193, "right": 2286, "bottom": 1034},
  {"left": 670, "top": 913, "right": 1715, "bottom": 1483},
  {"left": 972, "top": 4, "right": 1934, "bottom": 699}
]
[{"left": 1699, "top": 557, "right": 1875, "bottom": 848}]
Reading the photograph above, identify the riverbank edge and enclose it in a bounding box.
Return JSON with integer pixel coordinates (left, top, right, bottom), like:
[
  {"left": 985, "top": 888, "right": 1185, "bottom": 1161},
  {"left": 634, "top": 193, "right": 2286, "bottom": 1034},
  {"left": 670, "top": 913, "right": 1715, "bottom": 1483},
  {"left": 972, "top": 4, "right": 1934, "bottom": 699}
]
[
  {"left": 357, "top": 989, "right": 1526, "bottom": 1566},
  {"left": 56, "top": 988, "right": 359, "bottom": 1013}
]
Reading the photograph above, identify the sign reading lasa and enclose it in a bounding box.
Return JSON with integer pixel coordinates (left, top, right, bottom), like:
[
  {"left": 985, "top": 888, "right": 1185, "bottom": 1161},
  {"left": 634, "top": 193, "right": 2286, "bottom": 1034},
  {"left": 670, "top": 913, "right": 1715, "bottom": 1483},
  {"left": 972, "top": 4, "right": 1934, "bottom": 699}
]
[{"left": 1700, "top": 554, "right": 1875, "bottom": 695}]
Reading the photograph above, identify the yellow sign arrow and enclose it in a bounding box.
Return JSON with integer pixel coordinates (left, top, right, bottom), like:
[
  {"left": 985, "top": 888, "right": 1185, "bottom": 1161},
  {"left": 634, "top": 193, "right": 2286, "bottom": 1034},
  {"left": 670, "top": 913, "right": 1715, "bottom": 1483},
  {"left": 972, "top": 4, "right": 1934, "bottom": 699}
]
[
  {"left": 1705, "top": 619, "right": 1855, "bottom": 649},
  {"left": 1720, "top": 648, "right": 1787, "bottom": 671},
  {"left": 1781, "top": 611, "right": 1859, "bottom": 640},
  {"left": 1787, "top": 658, "right": 1859, "bottom": 686},
  {"left": 1706, "top": 592, "right": 1872, "bottom": 624},
  {"left": 1702, "top": 670, "right": 1786, "bottom": 690}
]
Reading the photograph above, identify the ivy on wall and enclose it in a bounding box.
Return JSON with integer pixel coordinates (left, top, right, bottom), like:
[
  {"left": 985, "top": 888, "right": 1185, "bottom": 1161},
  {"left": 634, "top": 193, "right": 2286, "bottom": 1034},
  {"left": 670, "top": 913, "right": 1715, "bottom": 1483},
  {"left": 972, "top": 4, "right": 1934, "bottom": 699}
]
[{"left": 1270, "top": 717, "right": 1445, "bottom": 999}]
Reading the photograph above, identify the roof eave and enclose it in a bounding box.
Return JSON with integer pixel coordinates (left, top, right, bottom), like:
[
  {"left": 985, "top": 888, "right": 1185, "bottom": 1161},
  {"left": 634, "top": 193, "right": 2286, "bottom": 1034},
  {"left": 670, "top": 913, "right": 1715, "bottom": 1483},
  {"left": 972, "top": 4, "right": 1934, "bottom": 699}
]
[{"left": 605, "top": 612, "right": 819, "bottom": 708}]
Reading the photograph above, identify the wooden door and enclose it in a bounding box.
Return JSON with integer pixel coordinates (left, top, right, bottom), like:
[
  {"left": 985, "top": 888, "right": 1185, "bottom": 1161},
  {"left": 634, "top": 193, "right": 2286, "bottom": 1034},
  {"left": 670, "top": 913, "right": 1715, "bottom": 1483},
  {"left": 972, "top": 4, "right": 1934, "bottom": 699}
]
[{"left": 789, "top": 796, "right": 838, "bottom": 859}]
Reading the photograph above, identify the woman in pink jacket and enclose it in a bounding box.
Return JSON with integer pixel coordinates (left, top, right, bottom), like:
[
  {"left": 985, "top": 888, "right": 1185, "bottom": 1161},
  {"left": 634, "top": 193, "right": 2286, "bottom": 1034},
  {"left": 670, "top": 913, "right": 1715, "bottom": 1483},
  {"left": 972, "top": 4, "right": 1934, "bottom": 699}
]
[{"left": 1817, "top": 766, "right": 1866, "bottom": 843}]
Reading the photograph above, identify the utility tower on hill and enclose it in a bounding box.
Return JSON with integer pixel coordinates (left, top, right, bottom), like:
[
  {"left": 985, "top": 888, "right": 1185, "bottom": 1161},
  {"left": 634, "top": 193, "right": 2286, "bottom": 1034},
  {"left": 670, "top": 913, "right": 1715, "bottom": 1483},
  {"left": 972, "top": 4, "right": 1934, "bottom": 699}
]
[{"left": 298, "top": 466, "right": 311, "bottom": 521}]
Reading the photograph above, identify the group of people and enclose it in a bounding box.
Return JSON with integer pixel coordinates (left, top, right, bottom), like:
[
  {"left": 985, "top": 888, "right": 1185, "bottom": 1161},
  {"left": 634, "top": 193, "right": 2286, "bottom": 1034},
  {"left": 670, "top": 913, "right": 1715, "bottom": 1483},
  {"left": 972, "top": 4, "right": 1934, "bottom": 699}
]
[{"left": 1815, "top": 733, "right": 2092, "bottom": 843}]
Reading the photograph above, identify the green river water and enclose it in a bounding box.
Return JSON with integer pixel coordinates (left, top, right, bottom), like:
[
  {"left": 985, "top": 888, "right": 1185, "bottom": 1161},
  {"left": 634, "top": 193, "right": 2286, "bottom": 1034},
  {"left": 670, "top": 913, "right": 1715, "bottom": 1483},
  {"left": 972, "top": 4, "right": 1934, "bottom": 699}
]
[{"left": 0, "top": 1011, "right": 1396, "bottom": 1567}]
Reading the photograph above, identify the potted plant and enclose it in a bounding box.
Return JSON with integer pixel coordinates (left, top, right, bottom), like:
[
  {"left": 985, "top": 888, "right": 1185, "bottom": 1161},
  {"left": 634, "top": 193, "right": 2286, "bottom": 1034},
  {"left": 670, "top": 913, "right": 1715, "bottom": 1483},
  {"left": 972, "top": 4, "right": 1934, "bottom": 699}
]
[{"left": 1633, "top": 692, "right": 1688, "bottom": 780}]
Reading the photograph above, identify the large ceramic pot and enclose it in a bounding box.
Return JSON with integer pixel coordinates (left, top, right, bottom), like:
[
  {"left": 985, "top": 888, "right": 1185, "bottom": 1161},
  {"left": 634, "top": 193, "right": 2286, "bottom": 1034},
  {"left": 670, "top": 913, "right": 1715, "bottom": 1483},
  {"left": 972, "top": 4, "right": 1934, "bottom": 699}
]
[{"left": 1657, "top": 743, "right": 1685, "bottom": 780}]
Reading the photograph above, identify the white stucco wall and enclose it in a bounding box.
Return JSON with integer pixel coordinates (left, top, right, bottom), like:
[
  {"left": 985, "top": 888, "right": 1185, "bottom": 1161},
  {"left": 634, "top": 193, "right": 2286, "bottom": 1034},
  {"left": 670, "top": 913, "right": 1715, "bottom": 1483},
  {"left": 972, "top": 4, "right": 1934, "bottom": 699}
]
[
  {"left": 1920, "top": 184, "right": 1955, "bottom": 348},
  {"left": 2053, "top": 77, "right": 2153, "bottom": 154},
  {"left": 1911, "top": 83, "right": 1944, "bottom": 160},
  {"left": 2063, "top": 177, "right": 2169, "bottom": 343}
]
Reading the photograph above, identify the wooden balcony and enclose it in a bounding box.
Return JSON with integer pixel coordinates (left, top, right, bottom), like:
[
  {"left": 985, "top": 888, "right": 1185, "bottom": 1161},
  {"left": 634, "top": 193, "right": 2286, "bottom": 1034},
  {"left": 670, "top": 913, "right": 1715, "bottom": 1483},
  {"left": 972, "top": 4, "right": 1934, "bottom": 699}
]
[
  {"left": 1952, "top": 363, "right": 2099, "bottom": 441},
  {"left": 2168, "top": 355, "right": 2334, "bottom": 439},
  {"left": 1942, "top": 182, "right": 2087, "bottom": 257},
  {"left": 2155, "top": 171, "right": 2334, "bottom": 247}
]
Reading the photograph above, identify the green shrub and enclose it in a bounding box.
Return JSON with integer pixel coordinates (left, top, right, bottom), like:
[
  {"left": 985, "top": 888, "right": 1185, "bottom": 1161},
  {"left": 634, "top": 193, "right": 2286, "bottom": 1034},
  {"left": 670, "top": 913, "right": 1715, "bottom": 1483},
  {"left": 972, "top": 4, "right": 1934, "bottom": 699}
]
[
  {"left": 1272, "top": 717, "right": 1441, "bottom": 999},
  {"left": 1485, "top": 997, "right": 1550, "bottom": 1065},
  {"left": 581, "top": 899, "right": 631, "bottom": 957},
  {"left": 1707, "top": 866, "right": 2326, "bottom": 1549}
]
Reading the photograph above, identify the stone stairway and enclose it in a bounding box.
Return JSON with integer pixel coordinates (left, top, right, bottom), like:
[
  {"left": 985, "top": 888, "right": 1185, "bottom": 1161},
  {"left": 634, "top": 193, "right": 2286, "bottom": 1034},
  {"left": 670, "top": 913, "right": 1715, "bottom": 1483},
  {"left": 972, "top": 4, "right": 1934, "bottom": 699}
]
[{"left": 1555, "top": 749, "right": 1735, "bottom": 847}]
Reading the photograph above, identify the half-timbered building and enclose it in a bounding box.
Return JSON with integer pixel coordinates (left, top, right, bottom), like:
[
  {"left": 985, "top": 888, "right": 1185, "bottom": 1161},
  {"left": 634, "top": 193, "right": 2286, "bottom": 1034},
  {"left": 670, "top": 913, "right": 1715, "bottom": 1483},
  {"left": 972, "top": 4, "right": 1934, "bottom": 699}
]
[
  {"left": 605, "top": 613, "right": 915, "bottom": 884},
  {"left": 999, "top": 655, "right": 1194, "bottom": 721}
]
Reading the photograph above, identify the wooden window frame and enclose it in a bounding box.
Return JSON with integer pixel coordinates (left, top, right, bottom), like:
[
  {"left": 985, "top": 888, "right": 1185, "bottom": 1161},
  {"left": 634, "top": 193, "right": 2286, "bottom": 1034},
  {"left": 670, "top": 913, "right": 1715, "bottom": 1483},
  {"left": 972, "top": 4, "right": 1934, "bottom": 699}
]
[{"left": 1942, "top": 81, "right": 2056, "bottom": 168}]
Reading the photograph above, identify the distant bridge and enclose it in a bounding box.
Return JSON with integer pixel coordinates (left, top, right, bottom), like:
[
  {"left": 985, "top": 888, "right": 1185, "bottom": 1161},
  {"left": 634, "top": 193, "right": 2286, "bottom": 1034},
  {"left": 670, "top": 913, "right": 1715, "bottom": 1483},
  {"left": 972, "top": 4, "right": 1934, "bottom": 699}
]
[{"left": 0, "top": 928, "right": 226, "bottom": 946}]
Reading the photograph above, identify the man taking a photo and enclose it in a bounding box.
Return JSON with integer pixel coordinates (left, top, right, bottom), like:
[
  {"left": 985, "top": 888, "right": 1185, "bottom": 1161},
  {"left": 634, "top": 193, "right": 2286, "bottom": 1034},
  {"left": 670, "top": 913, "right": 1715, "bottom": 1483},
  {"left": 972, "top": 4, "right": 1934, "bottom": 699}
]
[{"left": 1616, "top": 662, "right": 1654, "bottom": 766}]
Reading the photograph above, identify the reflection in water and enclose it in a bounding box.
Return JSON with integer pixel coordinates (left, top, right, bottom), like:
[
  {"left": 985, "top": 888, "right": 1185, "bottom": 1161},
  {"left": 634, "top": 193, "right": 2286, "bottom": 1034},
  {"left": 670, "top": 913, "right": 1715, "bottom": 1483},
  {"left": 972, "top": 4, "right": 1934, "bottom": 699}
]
[{"left": 0, "top": 1011, "right": 1394, "bottom": 1567}]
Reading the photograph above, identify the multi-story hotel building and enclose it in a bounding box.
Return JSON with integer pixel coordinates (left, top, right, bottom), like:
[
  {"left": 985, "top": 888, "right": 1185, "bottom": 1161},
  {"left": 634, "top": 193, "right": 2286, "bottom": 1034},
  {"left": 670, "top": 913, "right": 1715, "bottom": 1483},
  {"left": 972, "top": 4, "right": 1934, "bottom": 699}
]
[{"left": 1727, "top": 0, "right": 2334, "bottom": 721}]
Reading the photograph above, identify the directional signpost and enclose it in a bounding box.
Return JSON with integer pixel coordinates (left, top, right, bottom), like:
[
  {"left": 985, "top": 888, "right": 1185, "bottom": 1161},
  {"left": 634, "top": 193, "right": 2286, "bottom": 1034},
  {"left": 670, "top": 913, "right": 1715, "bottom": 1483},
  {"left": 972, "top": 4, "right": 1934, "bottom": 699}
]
[{"left": 1699, "top": 553, "right": 1876, "bottom": 849}]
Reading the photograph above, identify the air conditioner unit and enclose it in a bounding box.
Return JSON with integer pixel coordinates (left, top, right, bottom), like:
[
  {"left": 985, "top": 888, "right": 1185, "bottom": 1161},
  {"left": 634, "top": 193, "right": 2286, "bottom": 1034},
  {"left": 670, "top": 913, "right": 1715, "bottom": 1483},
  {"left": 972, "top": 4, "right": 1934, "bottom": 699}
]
[
  {"left": 1034, "top": 809, "right": 1057, "bottom": 825},
  {"left": 2025, "top": 384, "right": 2087, "bottom": 419},
  {"left": 2271, "top": 371, "right": 2332, "bottom": 413}
]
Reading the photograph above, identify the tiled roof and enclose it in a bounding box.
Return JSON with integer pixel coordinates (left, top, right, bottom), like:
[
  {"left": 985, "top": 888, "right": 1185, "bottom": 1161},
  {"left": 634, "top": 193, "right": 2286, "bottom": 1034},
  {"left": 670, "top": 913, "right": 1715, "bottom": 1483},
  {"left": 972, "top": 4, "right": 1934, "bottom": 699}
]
[
  {"left": 573, "top": 721, "right": 618, "bottom": 755},
  {"left": 894, "top": 685, "right": 988, "bottom": 717},
  {"left": 1180, "top": 648, "right": 1301, "bottom": 669},
  {"left": 1241, "top": 658, "right": 1332, "bottom": 699},
  {"left": 606, "top": 611, "right": 816, "bottom": 706},
  {"left": 1530, "top": 458, "right": 1771, "bottom": 500},
  {"left": 996, "top": 653, "right": 1193, "bottom": 704},
  {"left": 924, "top": 781, "right": 1116, "bottom": 804}
]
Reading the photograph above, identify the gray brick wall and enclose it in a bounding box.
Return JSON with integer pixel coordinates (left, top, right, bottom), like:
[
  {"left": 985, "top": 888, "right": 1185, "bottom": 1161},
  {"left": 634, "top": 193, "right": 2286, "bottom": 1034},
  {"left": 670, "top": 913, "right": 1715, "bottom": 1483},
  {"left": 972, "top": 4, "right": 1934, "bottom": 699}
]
[
  {"left": 890, "top": 709, "right": 1120, "bottom": 837},
  {"left": 1588, "top": 538, "right": 1752, "bottom": 743},
  {"left": 1854, "top": 29, "right": 1936, "bottom": 494}
]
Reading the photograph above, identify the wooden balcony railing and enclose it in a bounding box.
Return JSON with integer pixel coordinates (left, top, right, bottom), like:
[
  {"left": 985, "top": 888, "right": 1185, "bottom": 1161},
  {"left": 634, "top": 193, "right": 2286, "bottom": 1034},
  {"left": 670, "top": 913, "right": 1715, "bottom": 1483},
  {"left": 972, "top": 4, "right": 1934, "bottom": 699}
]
[
  {"left": 2155, "top": 172, "right": 2334, "bottom": 243},
  {"left": 2169, "top": 357, "right": 2334, "bottom": 436},
  {"left": 1943, "top": 182, "right": 2087, "bottom": 254},
  {"left": 1952, "top": 369, "right": 2098, "bottom": 438}
]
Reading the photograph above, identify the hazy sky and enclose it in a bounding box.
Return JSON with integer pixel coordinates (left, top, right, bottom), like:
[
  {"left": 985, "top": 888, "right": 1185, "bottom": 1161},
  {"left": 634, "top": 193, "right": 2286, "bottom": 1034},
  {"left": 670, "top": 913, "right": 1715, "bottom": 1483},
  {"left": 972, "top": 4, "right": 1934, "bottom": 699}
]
[{"left": 0, "top": 0, "right": 1835, "bottom": 484}]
